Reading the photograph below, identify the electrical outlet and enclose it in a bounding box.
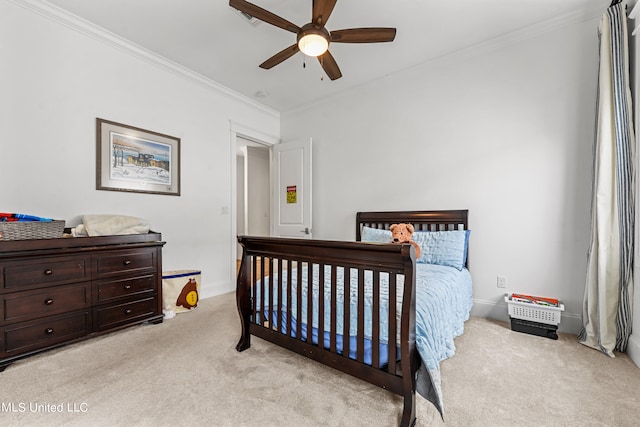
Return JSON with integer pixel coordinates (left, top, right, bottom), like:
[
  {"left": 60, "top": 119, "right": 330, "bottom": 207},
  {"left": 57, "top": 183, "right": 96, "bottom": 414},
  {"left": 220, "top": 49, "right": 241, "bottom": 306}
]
[{"left": 497, "top": 275, "right": 507, "bottom": 288}]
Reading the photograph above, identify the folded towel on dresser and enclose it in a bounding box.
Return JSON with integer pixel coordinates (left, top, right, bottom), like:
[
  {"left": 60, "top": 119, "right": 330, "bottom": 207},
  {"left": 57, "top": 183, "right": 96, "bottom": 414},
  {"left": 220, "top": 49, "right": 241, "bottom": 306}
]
[{"left": 72, "top": 214, "right": 149, "bottom": 237}]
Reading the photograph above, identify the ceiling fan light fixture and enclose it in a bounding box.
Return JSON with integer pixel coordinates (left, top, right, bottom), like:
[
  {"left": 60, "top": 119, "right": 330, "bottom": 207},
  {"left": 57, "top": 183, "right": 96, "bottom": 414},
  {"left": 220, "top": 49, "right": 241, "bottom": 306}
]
[
  {"left": 297, "top": 25, "right": 329, "bottom": 57},
  {"left": 229, "top": 0, "right": 397, "bottom": 80}
]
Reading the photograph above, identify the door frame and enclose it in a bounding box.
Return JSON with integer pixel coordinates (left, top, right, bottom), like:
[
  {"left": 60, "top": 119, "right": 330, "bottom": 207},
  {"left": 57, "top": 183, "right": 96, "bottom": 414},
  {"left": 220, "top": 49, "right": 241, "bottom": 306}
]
[{"left": 229, "top": 121, "right": 279, "bottom": 285}]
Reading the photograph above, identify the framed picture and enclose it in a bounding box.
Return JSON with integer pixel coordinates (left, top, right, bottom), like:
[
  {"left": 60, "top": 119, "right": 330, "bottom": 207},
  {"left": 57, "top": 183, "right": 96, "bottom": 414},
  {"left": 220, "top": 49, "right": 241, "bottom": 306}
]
[{"left": 96, "top": 118, "right": 180, "bottom": 196}]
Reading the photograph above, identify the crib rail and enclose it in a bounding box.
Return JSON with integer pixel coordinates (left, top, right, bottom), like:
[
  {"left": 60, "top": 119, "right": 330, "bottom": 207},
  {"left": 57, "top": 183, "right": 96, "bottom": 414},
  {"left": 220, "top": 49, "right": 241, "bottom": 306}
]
[{"left": 235, "top": 236, "right": 418, "bottom": 401}]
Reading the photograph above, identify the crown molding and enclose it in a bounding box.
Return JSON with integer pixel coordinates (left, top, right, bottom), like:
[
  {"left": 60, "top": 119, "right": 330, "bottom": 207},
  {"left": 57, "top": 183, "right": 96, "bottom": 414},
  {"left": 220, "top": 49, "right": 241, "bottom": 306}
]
[{"left": 10, "top": 0, "right": 280, "bottom": 119}]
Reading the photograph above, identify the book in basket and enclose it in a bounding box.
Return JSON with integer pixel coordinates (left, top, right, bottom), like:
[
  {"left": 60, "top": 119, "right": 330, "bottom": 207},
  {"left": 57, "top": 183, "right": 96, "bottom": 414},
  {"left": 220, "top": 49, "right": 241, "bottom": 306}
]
[{"left": 510, "top": 293, "right": 559, "bottom": 307}]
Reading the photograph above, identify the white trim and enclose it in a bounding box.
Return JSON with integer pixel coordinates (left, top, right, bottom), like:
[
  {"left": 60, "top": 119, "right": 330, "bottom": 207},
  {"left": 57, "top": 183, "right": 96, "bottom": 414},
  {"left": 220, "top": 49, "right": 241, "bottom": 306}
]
[
  {"left": 628, "top": 334, "right": 640, "bottom": 367},
  {"left": 10, "top": 0, "right": 279, "bottom": 118},
  {"left": 199, "top": 282, "right": 234, "bottom": 301},
  {"left": 230, "top": 121, "right": 280, "bottom": 146}
]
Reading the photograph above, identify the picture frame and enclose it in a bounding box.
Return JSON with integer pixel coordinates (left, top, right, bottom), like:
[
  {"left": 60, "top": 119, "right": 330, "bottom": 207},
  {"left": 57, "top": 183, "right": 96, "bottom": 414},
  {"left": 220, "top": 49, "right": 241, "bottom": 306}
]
[{"left": 96, "top": 118, "right": 181, "bottom": 196}]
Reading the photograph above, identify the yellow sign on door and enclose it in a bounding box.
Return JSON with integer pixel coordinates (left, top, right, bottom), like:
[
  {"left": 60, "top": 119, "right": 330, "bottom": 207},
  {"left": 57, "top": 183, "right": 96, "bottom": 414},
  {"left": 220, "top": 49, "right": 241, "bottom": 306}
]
[{"left": 286, "top": 185, "right": 297, "bottom": 204}]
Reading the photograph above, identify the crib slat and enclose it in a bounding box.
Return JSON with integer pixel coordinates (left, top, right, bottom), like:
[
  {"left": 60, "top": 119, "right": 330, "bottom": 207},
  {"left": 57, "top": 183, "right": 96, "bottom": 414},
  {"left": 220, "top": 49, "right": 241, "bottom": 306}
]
[
  {"left": 264, "top": 257, "right": 269, "bottom": 325},
  {"left": 296, "top": 261, "right": 303, "bottom": 340},
  {"left": 267, "top": 257, "right": 273, "bottom": 330},
  {"left": 343, "top": 267, "right": 351, "bottom": 360},
  {"left": 273, "top": 258, "right": 280, "bottom": 333},
  {"left": 389, "top": 273, "right": 397, "bottom": 374},
  {"left": 286, "top": 259, "right": 292, "bottom": 337},
  {"left": 318, "top": 263, "right": 325, "bottom": 349},
  {"left": 251, "top": 256, "right": 258, "bottom": 323},
  {"left": 306, "top": 262, "right": 313, "bottom": 344},
  {"left": 372, "top": 270, "right": 380, "bottom": 369},
  {"left": 357, "top": 270, "right": 365, "bottom": 363},
  {"left": 330, "top": 265, "right": 337, "bottom": 353},
  {"left": 259, "top": 257, "right": 265, "bottom": 324}
]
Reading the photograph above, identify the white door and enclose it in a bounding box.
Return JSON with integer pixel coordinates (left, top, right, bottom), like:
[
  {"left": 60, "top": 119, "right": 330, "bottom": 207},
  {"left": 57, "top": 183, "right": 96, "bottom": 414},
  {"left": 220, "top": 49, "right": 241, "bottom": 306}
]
[{"left": 272, "top": 138, "right": 312, "bottom": 238}]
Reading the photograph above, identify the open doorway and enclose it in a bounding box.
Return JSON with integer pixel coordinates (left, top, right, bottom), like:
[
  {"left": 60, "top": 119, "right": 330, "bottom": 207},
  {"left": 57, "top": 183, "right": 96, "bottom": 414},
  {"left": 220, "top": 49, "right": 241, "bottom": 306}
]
[
  {"left": 236, "top": 137, "right": 270, "bottom": 253},
  {"left": 230, "top": 123, "right": 278, "bottom": 282}
]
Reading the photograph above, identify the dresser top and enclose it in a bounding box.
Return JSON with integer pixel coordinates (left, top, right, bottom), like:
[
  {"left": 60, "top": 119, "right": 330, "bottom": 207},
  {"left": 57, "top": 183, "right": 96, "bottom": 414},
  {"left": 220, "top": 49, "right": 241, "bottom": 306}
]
[{"left": 0, "top": 232, "right": 164, "bottom": 254}]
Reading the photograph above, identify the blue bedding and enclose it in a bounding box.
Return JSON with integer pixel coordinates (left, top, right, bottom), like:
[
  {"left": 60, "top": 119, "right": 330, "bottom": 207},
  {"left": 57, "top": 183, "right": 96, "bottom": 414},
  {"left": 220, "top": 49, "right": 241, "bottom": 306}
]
[{"left": 255, "top": 262, "right": 473, "bottom": 415}]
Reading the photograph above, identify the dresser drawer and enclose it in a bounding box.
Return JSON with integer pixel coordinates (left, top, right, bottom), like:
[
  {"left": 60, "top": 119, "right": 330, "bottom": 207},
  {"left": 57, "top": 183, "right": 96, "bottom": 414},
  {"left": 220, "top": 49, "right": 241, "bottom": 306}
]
[
  {"left": 3, "top": 311, "right": 90, "bottom": 355},
  {"left": 2, "top": 283, "right": 91, "bottom": 325},
  {"left": 94, "top": 249, "right": 157, "bottom": 278},
  {"left": 96, "top": 274, "right": 156, "bottom": 304},
  {"left": 1, "top": 256, "right": 89, "bottom": 291},
  {"left": 95, "top": 297, "right": 157, "bottom": 331}
]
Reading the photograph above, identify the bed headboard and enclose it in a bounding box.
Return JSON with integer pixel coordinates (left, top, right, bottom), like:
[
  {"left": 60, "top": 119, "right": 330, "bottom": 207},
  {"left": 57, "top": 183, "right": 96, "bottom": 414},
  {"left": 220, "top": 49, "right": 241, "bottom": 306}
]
[{"left": 356, "top": 210, "right": 469, "bottom": 240}]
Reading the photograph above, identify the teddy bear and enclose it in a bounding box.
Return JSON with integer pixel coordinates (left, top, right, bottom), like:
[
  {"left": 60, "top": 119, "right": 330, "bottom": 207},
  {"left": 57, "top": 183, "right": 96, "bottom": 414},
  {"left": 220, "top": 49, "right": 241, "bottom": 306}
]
[{"left": 390, "top": 223, "right": 421, "bottom": 259}]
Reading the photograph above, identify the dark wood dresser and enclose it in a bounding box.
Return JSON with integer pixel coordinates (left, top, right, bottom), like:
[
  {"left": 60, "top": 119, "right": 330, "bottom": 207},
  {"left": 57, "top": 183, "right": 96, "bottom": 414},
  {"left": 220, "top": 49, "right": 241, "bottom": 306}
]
[{"left": 0, "top": 232, "right": 165, "bottom": 371}]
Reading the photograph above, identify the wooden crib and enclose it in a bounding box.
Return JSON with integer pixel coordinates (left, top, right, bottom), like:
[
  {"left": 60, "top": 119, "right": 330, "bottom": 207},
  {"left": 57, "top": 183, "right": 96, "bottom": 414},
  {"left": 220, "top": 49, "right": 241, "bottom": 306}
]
[{"left": 236, "top": 210, "right": 469, "bottom": 426}]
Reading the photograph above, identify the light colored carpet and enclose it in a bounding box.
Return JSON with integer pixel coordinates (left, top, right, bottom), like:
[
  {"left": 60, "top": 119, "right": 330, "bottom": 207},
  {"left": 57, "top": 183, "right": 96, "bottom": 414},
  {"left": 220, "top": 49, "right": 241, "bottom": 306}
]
[{"left": 1, "top": 292, "right": 639, "bottom": 426}]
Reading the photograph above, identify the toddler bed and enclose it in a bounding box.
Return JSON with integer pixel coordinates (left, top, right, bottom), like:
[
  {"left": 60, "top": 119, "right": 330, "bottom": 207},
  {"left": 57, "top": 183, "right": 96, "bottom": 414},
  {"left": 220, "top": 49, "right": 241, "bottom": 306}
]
[{"left": 236, "top": 210, "right": 472, "bottom": 426}]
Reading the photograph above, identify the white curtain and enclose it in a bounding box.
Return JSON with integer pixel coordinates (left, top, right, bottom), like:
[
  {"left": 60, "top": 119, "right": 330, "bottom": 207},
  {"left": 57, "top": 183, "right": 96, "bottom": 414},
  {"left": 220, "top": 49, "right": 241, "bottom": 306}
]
[{"left": 580, "top": 1, "right": 635, "bottom": 357}]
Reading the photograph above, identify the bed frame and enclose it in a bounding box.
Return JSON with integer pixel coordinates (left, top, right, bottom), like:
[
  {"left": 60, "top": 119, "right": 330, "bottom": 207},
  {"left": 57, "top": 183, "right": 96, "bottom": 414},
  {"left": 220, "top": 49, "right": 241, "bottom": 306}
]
[{"left": 236, "top": 210, "right": 469, "bottom": 426}]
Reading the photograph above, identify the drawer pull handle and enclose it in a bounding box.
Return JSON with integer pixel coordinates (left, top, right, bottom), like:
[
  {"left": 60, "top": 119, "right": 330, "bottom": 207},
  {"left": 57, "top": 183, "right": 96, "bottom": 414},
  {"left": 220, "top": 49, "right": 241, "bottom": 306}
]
[
  {"left": 44, "top": 269, "right": 53, "bottom": 276},
  {"left": 44, "top": 298, "right": 54, "bottom": 305},
  {"left": 124, "top": 260, "right": 131, "bottom": 266},
  {"left": 124, "top": 285, "right": 132, "bottom": 290},
  {"left": 125, "top": 309, "right": 133, "bottom": 315},
  {"left": 45, "top": 328, "right": 54, "bottom": 335}
]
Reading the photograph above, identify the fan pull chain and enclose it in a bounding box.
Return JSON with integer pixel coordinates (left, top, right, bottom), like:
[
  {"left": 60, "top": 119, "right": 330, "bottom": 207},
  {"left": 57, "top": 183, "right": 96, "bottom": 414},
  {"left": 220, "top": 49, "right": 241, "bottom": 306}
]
[{"left": 301, "top": 54, "right": 325, "bottom": 81}]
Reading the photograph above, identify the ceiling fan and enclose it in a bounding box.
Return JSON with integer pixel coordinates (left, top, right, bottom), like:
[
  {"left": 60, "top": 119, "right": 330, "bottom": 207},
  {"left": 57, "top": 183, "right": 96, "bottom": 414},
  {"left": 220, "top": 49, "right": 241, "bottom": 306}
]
[{"left": 229, "top": 0, "right": 396, "bottom": 80}]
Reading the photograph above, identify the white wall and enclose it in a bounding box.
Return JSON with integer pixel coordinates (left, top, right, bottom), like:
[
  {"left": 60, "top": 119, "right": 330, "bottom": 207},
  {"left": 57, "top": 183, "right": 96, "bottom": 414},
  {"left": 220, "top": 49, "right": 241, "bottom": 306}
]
[
  {"left": 1, "top": 0, "right": 280, "bottom": 298},
  {"left": 281, "top": 15, "right": 601, "bottom": 333}
]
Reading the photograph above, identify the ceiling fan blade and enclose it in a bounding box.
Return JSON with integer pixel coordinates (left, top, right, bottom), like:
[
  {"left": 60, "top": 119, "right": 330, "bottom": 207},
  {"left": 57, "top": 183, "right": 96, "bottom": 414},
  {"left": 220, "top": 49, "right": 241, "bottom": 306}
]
[
  {"left": 330, "top": 28, "right": 396, "bottom": 43},
  {"left": 318, "top": 51, "right": 342, "bottom": 80},
  {"left": 259, "top": 44, "right": 300, "bottom": 69},
  {"left": 313, "top": 0, "right": 337, "bottom": 26},
  {"left": 229, "top": 0, "right": 300, "bottom": 33}
]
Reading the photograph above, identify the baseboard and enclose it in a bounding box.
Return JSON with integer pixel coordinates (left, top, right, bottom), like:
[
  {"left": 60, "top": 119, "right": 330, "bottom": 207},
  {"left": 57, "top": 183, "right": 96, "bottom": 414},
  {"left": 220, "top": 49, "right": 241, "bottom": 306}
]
[
  {"left": 199, "top": 280, "right": 234, "bottom": 300},
  {"left": 627, "top": 333, "right": 640, "bottom": 368},
  {"left": 470, "top": 298, "right": 582, "bottom": 335}
]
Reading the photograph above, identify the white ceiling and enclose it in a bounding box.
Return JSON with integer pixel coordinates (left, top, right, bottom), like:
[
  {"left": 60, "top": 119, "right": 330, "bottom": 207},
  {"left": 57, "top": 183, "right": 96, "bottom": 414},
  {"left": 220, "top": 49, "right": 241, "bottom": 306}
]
[{"left": 44, "top": 0, "right": 610, "bottom": 113}]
